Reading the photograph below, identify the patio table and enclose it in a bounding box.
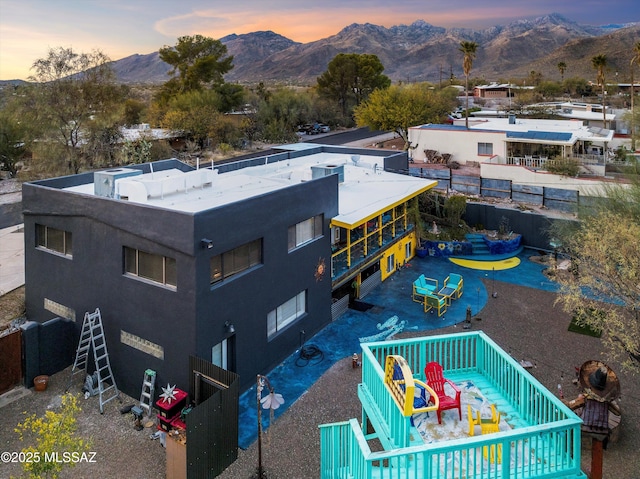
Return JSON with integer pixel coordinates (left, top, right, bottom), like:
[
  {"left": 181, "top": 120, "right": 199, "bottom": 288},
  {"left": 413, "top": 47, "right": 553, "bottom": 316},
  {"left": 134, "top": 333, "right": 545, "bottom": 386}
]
[{"left": 438, "top": 286, "right": 456, "bottom": 305}]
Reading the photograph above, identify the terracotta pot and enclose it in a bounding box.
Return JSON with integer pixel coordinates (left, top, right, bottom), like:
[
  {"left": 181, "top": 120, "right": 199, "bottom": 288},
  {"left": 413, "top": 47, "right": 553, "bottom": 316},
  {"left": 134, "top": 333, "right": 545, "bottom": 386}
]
[{"left": 34, "top": 375, "right": 49, "bottom": 392}]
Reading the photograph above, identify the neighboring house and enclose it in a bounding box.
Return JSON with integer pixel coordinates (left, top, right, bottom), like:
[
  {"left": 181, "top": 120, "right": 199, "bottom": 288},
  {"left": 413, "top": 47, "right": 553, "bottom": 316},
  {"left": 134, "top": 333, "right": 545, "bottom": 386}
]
[
  {"left": 473, "top": 83, "right": 512, "bottom": 98},
  {"left": 472, "top": 83, "right": 534, "bottom": 99},
  {"left": 409, "top": 116, "right": 616, "bottom": 177},
  {"left": 120, "top": 124, "right": 186, "bottom": 150},
  {"left": 526, "top": 101, "right": 620, "bottom": 133},
  {"left": 22, "top": 143, "right": 436, "bottom": 397}
]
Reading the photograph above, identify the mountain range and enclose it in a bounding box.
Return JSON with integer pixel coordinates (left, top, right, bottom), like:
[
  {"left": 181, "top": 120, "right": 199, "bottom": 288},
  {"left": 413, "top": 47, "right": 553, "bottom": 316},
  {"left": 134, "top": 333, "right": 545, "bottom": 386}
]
[{"left": 9, "top": 14, "right": 640, "bottom": 87}]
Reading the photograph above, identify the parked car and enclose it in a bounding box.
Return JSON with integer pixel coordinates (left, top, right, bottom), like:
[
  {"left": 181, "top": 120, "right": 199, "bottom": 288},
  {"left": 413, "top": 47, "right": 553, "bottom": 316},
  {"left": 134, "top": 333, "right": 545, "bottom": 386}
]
[{"left": 297, "top": 123, "right": 330, "bottom": 134}]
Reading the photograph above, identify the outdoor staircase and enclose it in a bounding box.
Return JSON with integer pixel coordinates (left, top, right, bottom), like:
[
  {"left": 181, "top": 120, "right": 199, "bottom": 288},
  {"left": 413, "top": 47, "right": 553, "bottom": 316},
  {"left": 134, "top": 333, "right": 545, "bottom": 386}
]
[{"left": 465, "top": 234, "right": 490, "bottom": 256}]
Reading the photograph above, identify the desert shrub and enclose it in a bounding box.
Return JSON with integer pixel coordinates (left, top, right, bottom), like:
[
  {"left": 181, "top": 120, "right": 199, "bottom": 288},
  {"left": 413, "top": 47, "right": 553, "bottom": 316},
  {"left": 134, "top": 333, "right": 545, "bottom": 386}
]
[{"left": 546, "top": 157, "right": 580, "bottom": 177}]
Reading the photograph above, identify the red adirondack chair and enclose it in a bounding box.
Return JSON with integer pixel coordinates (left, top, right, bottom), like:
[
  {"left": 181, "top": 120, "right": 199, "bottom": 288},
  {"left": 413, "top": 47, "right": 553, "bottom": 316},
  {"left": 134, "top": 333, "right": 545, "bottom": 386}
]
[{"left": 424, "top": 361, "right": 462, "bottom": 424}]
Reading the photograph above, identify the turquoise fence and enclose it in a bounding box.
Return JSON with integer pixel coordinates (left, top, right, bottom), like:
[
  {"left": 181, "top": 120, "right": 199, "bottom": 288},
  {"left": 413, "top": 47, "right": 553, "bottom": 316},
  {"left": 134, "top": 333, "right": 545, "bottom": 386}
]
[{"left": 319, "top": 331, "right": 586, "bottom": 479}]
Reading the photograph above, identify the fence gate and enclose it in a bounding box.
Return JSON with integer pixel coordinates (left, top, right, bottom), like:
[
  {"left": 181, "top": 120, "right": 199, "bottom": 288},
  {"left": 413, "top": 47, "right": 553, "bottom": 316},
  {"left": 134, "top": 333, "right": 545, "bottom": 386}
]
[{"left": 0, "top": 329, "right": 22, "bottom": 394}]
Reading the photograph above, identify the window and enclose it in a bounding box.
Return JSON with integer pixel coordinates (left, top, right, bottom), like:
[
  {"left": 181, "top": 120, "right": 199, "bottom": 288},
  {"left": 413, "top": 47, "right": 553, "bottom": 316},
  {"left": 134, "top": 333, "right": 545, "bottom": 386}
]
[
  {"left": 288, "top": 214, "right": 323, "bottom": 251},
  {"left": 124, "top": 247, "right": 176, "bottom": 287},
  {"left": 36, "top": 224, "right": 73, "bottom": 256},
  {"left": 210, "top": 239, "right": 262, "bottom": 284},
  {"left": 267, "top": 291, "right": 306, "bottom": 338},
  {"left": 212, "top": 339, "right": 228, "bottom": 369},
  {"left": 386, "top": 253, "right": 395, "bottom": 273},
  {"left": 478, "top": 142, "right": 493, "bottom": 156}
]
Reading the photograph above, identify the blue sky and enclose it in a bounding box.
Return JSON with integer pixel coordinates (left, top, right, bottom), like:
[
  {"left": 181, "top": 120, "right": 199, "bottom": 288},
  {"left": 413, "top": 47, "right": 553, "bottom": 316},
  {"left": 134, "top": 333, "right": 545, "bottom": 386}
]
[{"left": 1, "top": 0, "right": 638, "bottom": 80}]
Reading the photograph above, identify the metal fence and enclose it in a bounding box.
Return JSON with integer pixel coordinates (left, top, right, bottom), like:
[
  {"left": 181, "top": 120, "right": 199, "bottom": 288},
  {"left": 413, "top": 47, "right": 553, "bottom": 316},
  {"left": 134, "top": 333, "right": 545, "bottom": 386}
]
[
  {"left": 186, "top": 356, "right": 239, "bottom": 479},
  {"left": 410, "top": 167, "right": 586, "bottom": 214}
]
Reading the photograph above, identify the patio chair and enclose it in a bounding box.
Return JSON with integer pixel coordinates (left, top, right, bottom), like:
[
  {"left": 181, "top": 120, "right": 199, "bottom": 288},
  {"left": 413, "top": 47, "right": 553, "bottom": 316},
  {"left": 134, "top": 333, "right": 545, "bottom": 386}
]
[
  {"left": 424, "top": 361, "right": 462, "bottom": 424},
  {"left": 441, "top": 273, "right": 463, "bottom": 301},
  {"left": 412, "top": 275, "right": 438, "bottom": 303},
  {"left": 467, "top": 404, "right": 503, "bottom": 463},
  {"left": 467, "top": 404, "right": 501, "bottom": 436},
  {"left": 424, "top": 293, "right": 447, "bottom": 316}
]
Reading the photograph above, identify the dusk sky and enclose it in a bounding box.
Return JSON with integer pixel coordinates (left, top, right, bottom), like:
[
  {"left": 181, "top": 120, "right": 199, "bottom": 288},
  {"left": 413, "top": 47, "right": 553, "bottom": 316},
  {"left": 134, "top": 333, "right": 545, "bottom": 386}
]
[{"left": 1, "top": 0, "right": 639, "bottom": 80}]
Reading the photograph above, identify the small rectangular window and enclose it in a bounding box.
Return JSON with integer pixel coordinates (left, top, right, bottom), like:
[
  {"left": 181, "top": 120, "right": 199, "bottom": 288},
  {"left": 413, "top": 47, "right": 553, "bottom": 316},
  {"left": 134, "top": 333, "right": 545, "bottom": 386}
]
[
  {"left": 267, "top": 291, "right": 306, "bottom": 339},
  {"left": 210, "top": 238, "right": 262, "bottom": 284},
  {"left": 35, "top": 224, "right": 73, "bottom": 257},
  {"left": 478, "top": 142, "right": 493, "bottom": 156},
  {"left": 124, "top": 246, "right": 176, "bottom": 288},
  {"left": 288, "top": 214, "right": 323, "bottom": 251}
]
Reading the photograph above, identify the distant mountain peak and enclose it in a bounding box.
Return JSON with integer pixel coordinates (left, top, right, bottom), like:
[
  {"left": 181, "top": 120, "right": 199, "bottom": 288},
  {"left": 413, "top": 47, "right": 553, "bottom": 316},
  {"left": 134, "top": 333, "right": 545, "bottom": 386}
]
[{"left": 105, "top": 14, "right": 637, "bottom": 86}]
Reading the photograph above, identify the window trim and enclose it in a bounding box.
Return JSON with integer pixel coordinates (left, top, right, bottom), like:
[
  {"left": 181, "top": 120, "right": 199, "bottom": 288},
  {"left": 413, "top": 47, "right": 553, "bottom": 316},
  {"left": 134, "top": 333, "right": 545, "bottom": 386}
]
[
  {"left": 210, "top": 238, "right": 263, "bottom": 285},
  {"left": 288, "top": 214, "right": 323, "bottom": 251},
  {"left": 477, "top": 142, "right": 494, "bottom": 156},
  {"left": 267, "top": 291, "right": 307, "bottom": 339},
  {"left": 35, "top": 224, "right": 73, "bottom": 257},
  {"left": 124, "top": 246, "right": 177, "bottom": 289}
]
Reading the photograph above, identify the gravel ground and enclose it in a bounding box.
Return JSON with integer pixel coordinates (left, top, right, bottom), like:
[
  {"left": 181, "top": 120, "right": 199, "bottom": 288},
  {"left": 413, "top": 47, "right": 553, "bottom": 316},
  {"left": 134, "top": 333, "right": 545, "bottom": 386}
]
[
  {"left": 218, "top": 280, "right": 640, "bottom": 479},
  {"left": 0, "top": 371, "right": 166, "bottom": 479},
  {"left": 1, "top": 283, "right": 638, "bottom": 479}
]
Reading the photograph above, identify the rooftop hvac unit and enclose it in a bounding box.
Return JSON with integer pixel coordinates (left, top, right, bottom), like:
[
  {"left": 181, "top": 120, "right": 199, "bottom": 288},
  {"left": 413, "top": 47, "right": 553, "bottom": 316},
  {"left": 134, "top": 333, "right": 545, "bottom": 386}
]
[
  {"left": 94, "top": 168, "right": 142, "bottom": 198},
  {"left": 311, "top": 164, "right": 344, "bottom": 183}
]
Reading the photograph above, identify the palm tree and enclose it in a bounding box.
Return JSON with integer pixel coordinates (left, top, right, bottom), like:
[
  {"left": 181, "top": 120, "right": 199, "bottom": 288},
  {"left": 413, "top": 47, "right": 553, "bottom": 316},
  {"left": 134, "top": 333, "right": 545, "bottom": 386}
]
[
  {"left": 459, "top": 41, "right": 478, "bottom": 128},
  {"left": 591, "top": 54, "right": 608, "bottom": 129},
  {"left": 630, "top": 42, "right": 640, "bottom": 150},
  {"left": 557, "top": 61, "right": 567, "bottom": 82}
]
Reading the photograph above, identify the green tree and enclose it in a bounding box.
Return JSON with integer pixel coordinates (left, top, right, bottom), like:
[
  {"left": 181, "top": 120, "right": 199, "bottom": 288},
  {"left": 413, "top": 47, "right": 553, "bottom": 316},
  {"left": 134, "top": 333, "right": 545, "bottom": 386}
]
[
  {"left": 15, "top": 393, "right": 91, "bottom": 478},
  {"left": 256, "top": 88, "right": 312, "bottom": 143},
  {"left": 0, "top": 107, "right": 26, "bottom": 177},
  {"left": 123, "top": 99, "right": 147, "bottom": 126},
  {"left": 535, "top": 81, "right": 563, "bottom": 100},
  {"left": 551, "top": 180, "right": 640, "bottom": 374},
  {"left": 527, "top": 70, "right": 543, "bottom": 86},
  {"left": 630, "top": 42, "right": 640, "bottom": 150},
  {"left": 19, "top": 47, "right": 125, "bottom": 175},
  {"left": 121, "top": 136, "right": 153, "bottom": 165},
  {"left": 162, "top": 89, "right": 225, "bottom": 148},
  {"left": 443, "top": 195, "right": 467, "bottom": 229},
  {"left": 354, "top": 84, "right": 457, "bottom": 150},
  {"left": 317, "top": 53, "right": 390, "bottom": 119},
  {"left": 158, "top": 35, "right": 233, "bottom": 96},
  {"left": 591, "top": 54, "right": 608, "bottom": 128},
  {"left": 214, "top": 82, "right": 246, "bottom": 113},
  {"left": 557, "top": 62, "right": 567, "bottom": 82},
  {"left": 564, "top": 77, "right": 592, "bottom": 97},
  {"left": 459, "top": 41, "right": 478, "bottom": 128}
]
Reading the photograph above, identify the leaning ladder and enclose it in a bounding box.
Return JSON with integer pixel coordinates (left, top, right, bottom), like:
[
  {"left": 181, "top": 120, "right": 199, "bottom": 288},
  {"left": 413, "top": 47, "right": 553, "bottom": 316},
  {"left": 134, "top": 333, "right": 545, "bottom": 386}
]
[
  {"left": 68, "top": 308, "right": 120, "bottom": 413},
  {"left": 139, "top": 369, "right": 156, "bottom": 418}
]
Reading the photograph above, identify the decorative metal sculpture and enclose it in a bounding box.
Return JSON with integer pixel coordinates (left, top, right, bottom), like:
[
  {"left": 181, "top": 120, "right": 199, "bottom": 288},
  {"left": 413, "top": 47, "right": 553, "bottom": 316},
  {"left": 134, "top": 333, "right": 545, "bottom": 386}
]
[{"left": 159, "top": 383, "right": 177, "bottom": 403}]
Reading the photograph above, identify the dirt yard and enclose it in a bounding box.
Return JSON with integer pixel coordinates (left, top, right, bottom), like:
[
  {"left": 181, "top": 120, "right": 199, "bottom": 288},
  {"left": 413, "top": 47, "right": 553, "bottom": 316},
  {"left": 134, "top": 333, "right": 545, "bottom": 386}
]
[
  {"left": 0, "top": 366, "right": 167, "bottom": 479},
  {"left": 0, "top": 285, "right": 25, "bottom": 331}
]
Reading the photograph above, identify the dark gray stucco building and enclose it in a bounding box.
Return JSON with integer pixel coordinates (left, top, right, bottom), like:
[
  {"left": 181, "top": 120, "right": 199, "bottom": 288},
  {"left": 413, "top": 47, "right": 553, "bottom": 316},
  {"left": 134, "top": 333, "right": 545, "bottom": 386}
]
[{"left": 22, "top": 143, "right": 433, "bottom": 398}]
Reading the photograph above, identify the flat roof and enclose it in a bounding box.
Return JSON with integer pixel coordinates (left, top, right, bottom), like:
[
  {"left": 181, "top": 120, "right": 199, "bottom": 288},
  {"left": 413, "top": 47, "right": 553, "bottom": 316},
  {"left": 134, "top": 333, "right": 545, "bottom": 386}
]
[
  {"left": 414, "top": 117, "right": 614, "bottom": 144},
  {"left": 64, "top": 147, "right": 437, "bottom": 228}
]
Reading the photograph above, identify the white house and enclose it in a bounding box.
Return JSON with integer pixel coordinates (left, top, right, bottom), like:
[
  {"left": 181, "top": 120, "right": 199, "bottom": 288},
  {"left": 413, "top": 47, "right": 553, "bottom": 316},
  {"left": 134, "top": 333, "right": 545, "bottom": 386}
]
[{"left": 409, "top": 115, "right": 615, "bottom": 174}]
